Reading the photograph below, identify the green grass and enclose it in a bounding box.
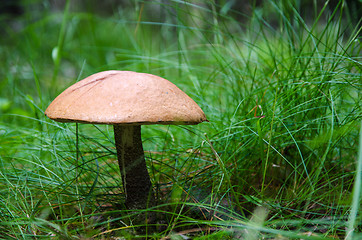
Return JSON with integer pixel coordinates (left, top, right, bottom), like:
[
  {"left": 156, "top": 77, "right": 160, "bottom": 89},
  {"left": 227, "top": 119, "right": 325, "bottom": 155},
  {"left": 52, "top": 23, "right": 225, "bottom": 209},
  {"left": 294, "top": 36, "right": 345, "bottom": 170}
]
[{"left": 0, "top": 0, "right": 361, "bottom": 239}]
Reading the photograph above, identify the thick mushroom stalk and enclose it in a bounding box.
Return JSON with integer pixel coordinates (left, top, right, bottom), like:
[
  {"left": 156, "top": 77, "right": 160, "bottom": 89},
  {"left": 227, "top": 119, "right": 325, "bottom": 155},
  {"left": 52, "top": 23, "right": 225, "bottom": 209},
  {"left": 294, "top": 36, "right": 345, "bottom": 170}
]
[{"left": 114, "top": 125, "right": 154, "bottom": 209}]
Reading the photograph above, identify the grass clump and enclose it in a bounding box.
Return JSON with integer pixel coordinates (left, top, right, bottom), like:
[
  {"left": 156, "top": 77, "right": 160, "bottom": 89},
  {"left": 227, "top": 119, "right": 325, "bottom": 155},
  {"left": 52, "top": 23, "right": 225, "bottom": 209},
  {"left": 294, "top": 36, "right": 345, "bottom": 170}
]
[{"left": 0, "top": 0, "right": 361, "bottom": 239}]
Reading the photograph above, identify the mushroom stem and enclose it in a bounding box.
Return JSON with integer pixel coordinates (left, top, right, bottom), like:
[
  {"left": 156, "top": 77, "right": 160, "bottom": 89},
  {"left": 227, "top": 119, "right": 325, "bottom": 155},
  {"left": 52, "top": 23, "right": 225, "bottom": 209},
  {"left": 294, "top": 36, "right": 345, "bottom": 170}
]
[{"left": 114, "top": 125, "right": 154, "bottom": 209}]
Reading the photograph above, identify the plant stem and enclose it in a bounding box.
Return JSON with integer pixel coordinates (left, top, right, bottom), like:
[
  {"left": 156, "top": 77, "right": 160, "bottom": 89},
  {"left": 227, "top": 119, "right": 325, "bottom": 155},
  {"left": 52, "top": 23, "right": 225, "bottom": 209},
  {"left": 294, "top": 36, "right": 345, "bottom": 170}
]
[{"left": 51, "top": 0, "right": 70, "bottom": 95}]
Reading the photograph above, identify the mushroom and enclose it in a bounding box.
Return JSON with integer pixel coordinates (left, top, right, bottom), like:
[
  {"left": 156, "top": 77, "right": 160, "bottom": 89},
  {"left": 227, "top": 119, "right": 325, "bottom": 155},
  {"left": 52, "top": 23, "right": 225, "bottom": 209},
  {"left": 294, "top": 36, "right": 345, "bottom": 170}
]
[{"left": 45, "top": 70, "right": 207, "bottom": 209}]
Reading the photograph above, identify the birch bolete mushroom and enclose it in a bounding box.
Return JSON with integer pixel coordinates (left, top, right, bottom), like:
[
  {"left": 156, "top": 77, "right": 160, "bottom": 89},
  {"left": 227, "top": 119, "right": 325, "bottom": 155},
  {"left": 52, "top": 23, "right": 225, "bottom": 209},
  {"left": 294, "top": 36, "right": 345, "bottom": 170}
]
[{"left": 45, "top": 70, "right": 207, "bottom": 209}]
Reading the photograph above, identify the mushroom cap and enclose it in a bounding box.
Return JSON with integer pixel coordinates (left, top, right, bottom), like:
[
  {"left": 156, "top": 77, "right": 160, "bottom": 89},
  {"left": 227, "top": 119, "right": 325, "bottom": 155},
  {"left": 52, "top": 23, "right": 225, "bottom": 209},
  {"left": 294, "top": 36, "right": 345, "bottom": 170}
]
[{"left": 45, "top": 70, "right": 207, "bottom": 125}]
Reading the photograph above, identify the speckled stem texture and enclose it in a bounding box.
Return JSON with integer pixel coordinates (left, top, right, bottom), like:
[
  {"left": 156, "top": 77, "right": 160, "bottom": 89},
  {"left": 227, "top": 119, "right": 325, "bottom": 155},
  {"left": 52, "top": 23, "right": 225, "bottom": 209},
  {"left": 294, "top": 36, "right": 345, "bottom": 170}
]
[{"left": 114, "top": 125, "right": 154, "bottom": 209}]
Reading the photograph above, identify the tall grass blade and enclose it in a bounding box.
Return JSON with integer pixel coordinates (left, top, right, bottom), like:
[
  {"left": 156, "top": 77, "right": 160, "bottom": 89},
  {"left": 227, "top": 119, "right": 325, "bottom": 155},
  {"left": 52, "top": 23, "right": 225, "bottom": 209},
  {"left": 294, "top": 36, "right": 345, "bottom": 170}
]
[{"left": 345, "top": 121, "right": 362, "bottom": 240}]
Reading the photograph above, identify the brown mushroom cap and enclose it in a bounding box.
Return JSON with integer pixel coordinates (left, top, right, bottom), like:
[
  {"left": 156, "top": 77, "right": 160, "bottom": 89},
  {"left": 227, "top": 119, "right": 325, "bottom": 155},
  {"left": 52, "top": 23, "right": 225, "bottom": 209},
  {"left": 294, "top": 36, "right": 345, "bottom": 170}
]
[{"left": 45, "top": 70, "right": 207, "bottom": 125}]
